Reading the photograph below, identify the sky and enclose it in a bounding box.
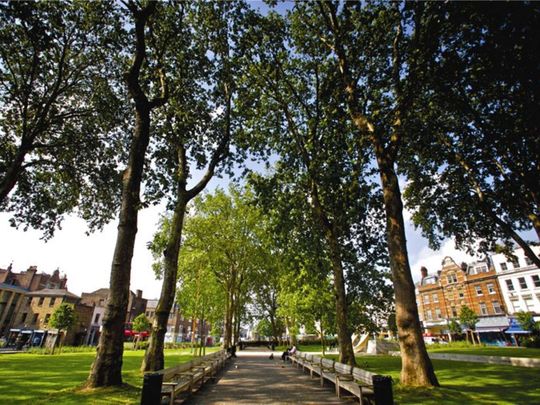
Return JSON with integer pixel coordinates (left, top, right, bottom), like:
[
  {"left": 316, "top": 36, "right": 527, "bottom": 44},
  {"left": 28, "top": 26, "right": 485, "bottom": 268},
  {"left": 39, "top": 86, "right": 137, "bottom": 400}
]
[{"left": 0, "top": 172, "right": 478, "bottom": 300}]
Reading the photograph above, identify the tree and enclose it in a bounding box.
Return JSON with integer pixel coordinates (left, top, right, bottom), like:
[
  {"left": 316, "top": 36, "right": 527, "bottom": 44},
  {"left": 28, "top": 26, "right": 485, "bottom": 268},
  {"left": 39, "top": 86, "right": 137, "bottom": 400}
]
[
  {"left": 311, "top": 1, "right": 439, "bottom": 385},
  {"left": 448, "top": 319, "right": 462, "bottom": 342},
  {"left": 88, "top": 1, "right": 168, "bottom": 387},
  {"left": 459, "top": 305, "right": 479, "bottom": 345},
  {"left": 49, "top": 303, "right": 77, "bottom": 353},
  {"left": 516, "top": 311, "right": 540, "bottom": 337},
  {"left": 132, "top": 313, "right": 151, "bottom": 350},
  {"left": 0, "top": 1, "right": 125, "bottom": 238},
  {"left": 402, "top": 2, "right": 540, "bottom": 268},
  {"left": 141, "top": 1, "right": 251, "bottom": 372},
  {"left": 241, "top": 8, "right": 389, "bottom": 366}
]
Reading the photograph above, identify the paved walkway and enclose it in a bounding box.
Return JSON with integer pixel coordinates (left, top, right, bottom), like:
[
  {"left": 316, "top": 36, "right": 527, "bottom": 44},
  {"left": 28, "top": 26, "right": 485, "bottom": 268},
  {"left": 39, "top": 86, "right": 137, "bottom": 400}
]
[{"left": 184, "top": 347, "right": 355, "bottom": 404}]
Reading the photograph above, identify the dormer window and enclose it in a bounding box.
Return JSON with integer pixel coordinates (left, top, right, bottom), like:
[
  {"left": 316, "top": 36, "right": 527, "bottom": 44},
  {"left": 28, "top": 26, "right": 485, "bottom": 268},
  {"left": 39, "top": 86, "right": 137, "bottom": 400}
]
[{"left": 447, "top": 273, "right": 458, "bottom": 284}]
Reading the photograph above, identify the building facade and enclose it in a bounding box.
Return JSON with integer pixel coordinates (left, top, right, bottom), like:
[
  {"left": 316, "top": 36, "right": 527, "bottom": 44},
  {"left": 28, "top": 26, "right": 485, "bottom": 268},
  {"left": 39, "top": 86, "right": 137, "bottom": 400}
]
[
  {"left": 492, "top": 246, "right": 540, "bottom": 315},
  {"left": 81, "top": 288, "right": 148, "bottom": 345},
  {"left": 416, "top": 256, "right": 507, "bottom": 339}
]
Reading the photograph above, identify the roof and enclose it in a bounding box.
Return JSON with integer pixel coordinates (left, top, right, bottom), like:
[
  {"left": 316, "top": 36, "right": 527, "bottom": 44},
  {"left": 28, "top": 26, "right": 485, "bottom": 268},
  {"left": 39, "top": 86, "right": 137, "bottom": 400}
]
[
  {"left": 27, "top": 288, "right": 80, "bottom": 299},
  {"left": 0, "top": 283, "right": 29, "bottom": 293}
]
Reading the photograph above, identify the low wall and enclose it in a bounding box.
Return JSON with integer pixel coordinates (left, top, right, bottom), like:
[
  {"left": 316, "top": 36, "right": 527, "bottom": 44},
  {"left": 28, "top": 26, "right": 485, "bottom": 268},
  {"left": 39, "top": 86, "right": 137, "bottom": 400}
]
[{"left": 428, "top": 352, "right": 540, "bottom": 368}]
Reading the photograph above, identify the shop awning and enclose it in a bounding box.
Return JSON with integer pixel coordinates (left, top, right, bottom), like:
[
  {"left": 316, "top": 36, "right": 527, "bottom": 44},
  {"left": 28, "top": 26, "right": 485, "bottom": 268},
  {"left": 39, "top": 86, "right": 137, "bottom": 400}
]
[
  {"left": 475, "top": 316, "right": 509, "bottom": 333},
  {"left": 505, "top": 318, "right": 530, "bottom": 334}
]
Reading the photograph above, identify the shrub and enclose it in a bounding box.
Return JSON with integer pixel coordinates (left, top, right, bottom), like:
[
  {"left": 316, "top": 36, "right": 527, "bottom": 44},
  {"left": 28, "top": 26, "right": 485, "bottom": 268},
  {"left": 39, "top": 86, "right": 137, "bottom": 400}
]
[{"left": 522, "top": 336, "right": 540, "bottom": 348}]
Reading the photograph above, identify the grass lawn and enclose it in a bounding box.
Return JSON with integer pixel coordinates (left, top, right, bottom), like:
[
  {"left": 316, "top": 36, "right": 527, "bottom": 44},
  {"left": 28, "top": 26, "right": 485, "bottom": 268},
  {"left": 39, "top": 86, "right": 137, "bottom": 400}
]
[
  {"left": 427, "top": 345, "right": 540, "bottom": 358},
  {"left": 342, "top": 355, "right": 540, "bottom": 405},
  {"left": 0, "top": 347, "right": 217, "bottom": 404}
]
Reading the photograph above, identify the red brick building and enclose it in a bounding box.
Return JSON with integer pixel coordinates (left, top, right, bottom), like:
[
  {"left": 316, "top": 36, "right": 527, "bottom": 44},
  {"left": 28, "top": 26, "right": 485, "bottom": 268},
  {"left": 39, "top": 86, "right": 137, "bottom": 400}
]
[{"left": 416, "top": 256, "right": 507, "bottom": 339}]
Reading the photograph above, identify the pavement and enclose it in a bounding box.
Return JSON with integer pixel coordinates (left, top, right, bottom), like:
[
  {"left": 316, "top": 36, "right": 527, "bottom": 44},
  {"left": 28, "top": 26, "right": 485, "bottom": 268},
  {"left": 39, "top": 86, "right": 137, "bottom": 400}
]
[{"left": 183, "top": 347, "right": 356, "bottom": 404}]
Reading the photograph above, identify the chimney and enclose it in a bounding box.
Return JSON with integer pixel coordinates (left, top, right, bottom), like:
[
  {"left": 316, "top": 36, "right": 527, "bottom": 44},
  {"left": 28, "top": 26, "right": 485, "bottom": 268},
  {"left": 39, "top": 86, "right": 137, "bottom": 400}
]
[
  {"left": 460, "top": 262, "right": 468, "bottom": 272},
  {"left": 420, "top": 266, "right": 428, "bottom": 279},
  {"left": 136, "top": 289, "right": 142, "bottom": 299}
]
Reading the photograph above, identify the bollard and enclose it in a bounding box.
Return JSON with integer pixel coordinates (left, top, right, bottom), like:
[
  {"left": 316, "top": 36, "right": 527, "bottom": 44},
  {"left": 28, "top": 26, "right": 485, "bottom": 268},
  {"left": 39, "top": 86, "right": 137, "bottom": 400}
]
[
  {"left": 140, "top": 372, "right": 163, "bottom": 405},
  {"left": 372, "top": 374, "right": 394, "bottom": 405}
]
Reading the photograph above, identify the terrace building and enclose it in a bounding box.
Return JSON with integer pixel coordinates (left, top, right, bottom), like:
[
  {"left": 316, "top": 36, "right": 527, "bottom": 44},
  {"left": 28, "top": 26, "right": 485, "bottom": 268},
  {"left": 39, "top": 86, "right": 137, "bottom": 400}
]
[{"left": 416, "top": 256, "right": 507, "bottom": 341}]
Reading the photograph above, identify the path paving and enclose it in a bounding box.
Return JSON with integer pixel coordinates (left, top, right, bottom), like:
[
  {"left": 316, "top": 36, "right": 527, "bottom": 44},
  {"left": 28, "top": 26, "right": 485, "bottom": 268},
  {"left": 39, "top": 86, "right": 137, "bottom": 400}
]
[{"left": 184, "top": 347, "right": 356, "bottom": 404}]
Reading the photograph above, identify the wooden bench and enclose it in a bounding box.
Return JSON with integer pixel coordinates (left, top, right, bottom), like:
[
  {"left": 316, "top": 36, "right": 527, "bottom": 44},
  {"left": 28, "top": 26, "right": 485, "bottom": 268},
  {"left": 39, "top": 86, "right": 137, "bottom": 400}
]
[
  {"left": 141, "top": 349, "right": 230, "bottom": 405},
  {"left": 335, "top": 366, "right": 392, "bottom": 404}
]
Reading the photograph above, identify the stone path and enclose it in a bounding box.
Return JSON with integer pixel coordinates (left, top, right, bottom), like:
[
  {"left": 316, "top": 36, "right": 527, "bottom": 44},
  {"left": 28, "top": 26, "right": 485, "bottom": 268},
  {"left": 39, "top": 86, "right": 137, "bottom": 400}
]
[{"left": 184, "top": 347, "right": 356, "bottom": 404}]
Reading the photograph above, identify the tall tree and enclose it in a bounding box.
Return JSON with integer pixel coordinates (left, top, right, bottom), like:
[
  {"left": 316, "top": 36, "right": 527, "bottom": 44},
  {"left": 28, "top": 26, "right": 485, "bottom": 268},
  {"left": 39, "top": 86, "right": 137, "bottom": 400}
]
[
  {"left": 402, "top": 2, "right": 540, "bottom": 267},
  {"left": 0, "top": 1, "right": 125, "bottom": 237},
  {"left": 88, "top": 1, "right": 168, "bottom": 387},
  {"left": 141, "top": 1, "right": 249, "bottom": 372},
  {"left": 313, "top": 1, "right": 439, "bottom": 385},
  {"left": 241, "top": 9, "right": 388, "bottom": 365}
]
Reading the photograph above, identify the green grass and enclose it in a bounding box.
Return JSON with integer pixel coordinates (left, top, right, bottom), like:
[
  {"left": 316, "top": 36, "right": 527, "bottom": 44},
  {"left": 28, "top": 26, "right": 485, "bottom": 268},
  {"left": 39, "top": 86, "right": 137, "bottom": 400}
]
[
  {"left": 0, "top": 347, "right": 217, "bottom": 404},
  {"left": 427, "top": 344, "right": 540, "bottom": 358},
  {"left": 326, "top": 354, "right": 540, "bottom": 405}
]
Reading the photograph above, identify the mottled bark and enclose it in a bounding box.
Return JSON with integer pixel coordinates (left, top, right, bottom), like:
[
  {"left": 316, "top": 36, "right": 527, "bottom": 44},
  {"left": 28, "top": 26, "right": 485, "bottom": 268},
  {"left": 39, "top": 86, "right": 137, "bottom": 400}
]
[
  {"left": 376, "top": 156, "right": 439, "bottom": 386},
  {"left": 318, "top": 0, "right": 438, "bottom": 386}
]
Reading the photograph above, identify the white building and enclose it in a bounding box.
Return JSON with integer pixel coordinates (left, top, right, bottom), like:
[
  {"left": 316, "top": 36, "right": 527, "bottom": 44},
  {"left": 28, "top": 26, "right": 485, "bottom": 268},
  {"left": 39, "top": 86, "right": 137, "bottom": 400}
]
[{"left": 492, "top": 246, "right": 540, "bottom": 315}]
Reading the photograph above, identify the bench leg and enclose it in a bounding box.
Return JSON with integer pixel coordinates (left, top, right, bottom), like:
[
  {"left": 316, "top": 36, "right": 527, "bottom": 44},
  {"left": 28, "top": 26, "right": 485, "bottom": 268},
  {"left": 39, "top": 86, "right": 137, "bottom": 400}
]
[{"left": 170, "top": 390, "right": 175, "bottom": 405}]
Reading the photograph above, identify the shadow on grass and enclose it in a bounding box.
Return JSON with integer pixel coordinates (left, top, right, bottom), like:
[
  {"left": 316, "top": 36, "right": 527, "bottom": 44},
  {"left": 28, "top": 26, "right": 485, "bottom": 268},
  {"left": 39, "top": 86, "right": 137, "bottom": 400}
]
[
  {"left": 0, "top": 350, "right": 196, "bottom": 404},
  {"left": 346, "top": 355, "right": 540, "bottom": 405}
]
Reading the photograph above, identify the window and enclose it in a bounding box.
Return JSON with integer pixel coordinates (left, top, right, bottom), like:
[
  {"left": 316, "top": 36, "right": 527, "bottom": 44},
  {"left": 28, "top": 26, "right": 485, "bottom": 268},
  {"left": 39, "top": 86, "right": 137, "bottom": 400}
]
[
  {"left": 38, "top": 297, "right": 44, "bottom": 306},
  {"left": 423, "top": 294, "right": 430, "bottom": 304},
  {"left": 447, "top": 273, "right": 458, "bottom": 284},
  {"left": 21, "top": 313, "right": 28, "bottom": 323},
  {"left": 510, "top": 258, "right": 520, "bottom": 269},
  {"left": 458, "top": 290, "right": 465, "bottom": 298},
  {"left": 518, "top": 277, "right": 528, "bottom": 289},
  {"left": 525, "top": 257, "right": 533, "bottom": 266},
  {"left": 475, "top": 285, "right": 483, "bottom": 296},
  {"left": 94, "top": 313, "right": 101, "bottom": 324},
  {"left": 492, "top": 301, "right": 503, "bottom": 314},
  {"left": 435, "top": 308, "right": 442, "bottom": 319},
  {"left": 474, "top": 264, "right": 488, "bottom": 274},
  {"left": 487, "top": 283, "right": 496, "bottom": 294},
  {"left": 44, "top": 314, "right": 51, "bottom": 324},
  {"left": 451, "top": 307, "right": 458, "bottom": 317},
  {"left": 27, "top": 297, "right": 32, "bottom": 306},
  {"left": 479, "top": 303, "right": 488, "bottom": 315},
  {"left": 500, "top": 262, "right": 508, "bottom": 271},
  {"left": 49, "top": 297, "right": 56, "bottom": 307},
  {"left": 532, "top": 275, "right": 540, "bottom": 288},
  {"left": 426, "top": 310, "right": 433, "bottom": 320},
  {"left": 432, "top": 293, "right": 439, "bottom": 303},
  {"left": 506, "top": 279, "right": 515, "bottom": 291},
  {"left": 32, "top": 314, "right": 38, "bottom": 323},
  {"left": 511, "top": 299, "right": 521, "bottom": 312}
]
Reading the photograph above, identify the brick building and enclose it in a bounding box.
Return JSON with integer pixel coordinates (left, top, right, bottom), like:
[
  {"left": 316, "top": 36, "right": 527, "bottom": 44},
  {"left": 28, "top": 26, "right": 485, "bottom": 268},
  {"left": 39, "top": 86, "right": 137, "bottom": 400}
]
[
  {"left": 9, "top": 288, "right": 93, "bottom": 347},
  {"left": 145, "top": 300, "right": 210, "bottom": 344},
  {"left": 0, "top": 265, "right": 67, "bottom": 291},
  {"left": 416, "top": 256, "right": 507, "bottom": 341},
  {"left": 81, "top": 288, "right": 147, "bottom": 345},
  {"left": 0, "top": 265, "right": 68, "bottom": 337}
]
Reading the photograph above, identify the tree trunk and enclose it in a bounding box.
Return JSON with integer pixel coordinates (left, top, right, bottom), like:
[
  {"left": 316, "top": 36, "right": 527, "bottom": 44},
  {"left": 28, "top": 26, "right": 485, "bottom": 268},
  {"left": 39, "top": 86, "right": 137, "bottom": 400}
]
[
  {"left": 309, "top": 182, "right": 355, "bottom": 366},
  {"left": 142, "top": 197, "right": 187, "bottom": 371},
  {"left": 326, "top": 231, "right": 355, "bottom": 365},
  {"left": 88, "top": 3, "right": 163, "bottom": 387},
  {"left": 88, "top": 106, "right": 151, "bottom": 386},
  {"left": 0, "top": 143, "right": 30, "bottom": 202},
  {"left": 376, "top": 156, "right": 439, "bottom": 386}
]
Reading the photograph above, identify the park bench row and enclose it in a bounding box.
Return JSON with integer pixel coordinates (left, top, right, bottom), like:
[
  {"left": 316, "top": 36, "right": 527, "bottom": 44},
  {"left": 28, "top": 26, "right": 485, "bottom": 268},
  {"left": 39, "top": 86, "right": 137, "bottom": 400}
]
[
  {"left": 290, "top": 351, "right": 393, "bottom": 405},
  {"left": 140, "top": 349, "right": 230, "bottom": 405}
]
